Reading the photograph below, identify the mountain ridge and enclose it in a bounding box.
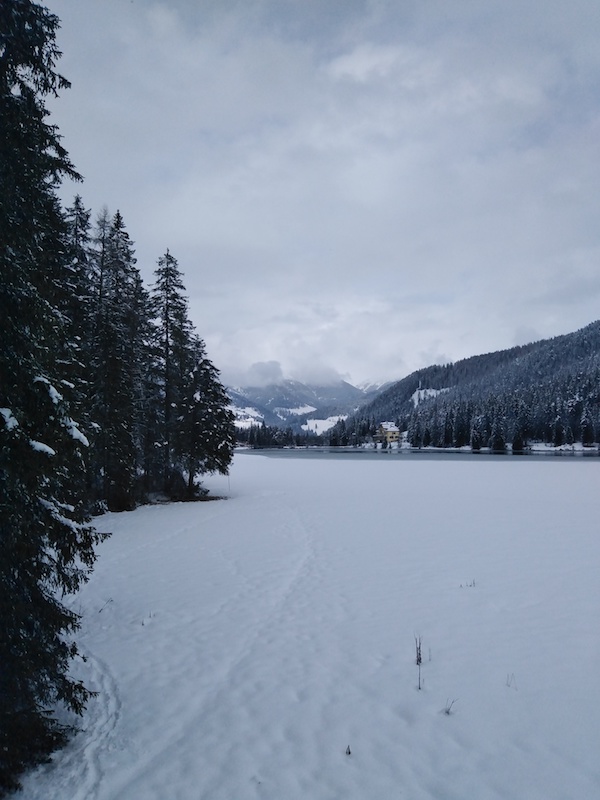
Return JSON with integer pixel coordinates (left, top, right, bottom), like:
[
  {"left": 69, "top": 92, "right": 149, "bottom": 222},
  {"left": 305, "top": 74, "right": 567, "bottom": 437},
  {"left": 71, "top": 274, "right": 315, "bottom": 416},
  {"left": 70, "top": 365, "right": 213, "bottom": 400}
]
[
  {"left": 227, "top": 378, "right": 387, "bottom": 432},
  {"left": 333, "top": 319, "right": 600, "bottom": 448}
]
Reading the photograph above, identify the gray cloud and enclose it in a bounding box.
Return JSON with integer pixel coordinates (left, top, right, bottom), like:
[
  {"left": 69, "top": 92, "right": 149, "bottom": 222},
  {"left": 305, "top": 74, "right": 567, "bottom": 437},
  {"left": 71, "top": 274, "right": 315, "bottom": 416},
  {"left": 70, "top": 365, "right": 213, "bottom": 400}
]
[
  {"left": 48, "top": 0, "right": 600, "bottom": 384},
  {"left": 240, "top": 361, "right": 285, "bottom": 388}
]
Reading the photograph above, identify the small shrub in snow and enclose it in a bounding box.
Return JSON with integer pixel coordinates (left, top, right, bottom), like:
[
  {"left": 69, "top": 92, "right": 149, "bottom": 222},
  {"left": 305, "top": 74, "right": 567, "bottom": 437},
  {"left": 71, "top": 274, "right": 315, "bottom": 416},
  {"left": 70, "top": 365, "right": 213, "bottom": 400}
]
[
  {"left": 506, "top": 673, "right": 518, "bottom": 690},
  {"left": 442, "top": 698, "right": 458, "bottom": 715},
  {"left": 415, "top": 635, "right": 423, "bottom": 690}
]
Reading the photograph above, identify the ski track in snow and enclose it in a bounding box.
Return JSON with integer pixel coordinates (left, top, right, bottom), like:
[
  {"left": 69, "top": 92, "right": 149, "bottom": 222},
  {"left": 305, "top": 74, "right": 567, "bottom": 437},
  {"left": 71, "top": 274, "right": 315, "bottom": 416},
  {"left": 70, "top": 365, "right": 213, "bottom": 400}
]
[
  {"left": 103, "top": 488, "right": 354, "bottom": 800},
  {"left": 23, "top": 646, "right": 121, "bottom": 800},
  {"left": 108, "top": 496, "right": 320, "bottom": 798}
]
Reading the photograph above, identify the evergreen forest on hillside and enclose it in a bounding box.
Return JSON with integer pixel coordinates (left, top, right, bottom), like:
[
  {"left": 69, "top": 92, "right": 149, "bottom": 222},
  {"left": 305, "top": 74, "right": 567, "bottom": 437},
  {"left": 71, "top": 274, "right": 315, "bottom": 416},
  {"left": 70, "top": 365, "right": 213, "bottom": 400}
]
[
  {"left": 331, "top": 322, "right": 600, "bottom": 451},
  {"left": 0, "top": 2, "right": 234, "bottom": 793}
]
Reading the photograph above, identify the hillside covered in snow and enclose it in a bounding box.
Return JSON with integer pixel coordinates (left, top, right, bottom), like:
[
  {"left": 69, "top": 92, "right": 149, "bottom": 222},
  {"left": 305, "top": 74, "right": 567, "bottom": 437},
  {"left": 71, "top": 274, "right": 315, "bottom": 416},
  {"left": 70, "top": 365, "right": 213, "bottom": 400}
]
[{"left": 227, "top": 378, "right": 386, "bottom": 434}]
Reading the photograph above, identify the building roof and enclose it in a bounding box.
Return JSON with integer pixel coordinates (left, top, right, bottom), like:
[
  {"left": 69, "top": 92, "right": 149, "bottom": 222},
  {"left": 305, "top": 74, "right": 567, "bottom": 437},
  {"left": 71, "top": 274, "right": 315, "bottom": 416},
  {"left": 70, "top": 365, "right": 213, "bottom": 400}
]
[{"left": 379, "top": 421, "right": 399, "bottom": 432}]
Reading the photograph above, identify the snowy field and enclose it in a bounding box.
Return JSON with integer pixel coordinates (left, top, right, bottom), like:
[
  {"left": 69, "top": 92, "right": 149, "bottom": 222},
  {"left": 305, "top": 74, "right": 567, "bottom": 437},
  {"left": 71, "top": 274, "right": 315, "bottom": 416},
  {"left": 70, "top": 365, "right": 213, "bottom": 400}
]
[{"left": 20, "top": 452, "right": 600, "bottom": 799}]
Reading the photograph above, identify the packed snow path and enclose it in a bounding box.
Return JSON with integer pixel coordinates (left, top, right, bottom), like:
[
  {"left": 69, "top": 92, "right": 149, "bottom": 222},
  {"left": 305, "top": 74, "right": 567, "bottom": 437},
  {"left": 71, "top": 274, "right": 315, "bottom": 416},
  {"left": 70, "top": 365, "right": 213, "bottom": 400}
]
[{"left": 22, "top": 452, "right": 600, "bottom": 799}]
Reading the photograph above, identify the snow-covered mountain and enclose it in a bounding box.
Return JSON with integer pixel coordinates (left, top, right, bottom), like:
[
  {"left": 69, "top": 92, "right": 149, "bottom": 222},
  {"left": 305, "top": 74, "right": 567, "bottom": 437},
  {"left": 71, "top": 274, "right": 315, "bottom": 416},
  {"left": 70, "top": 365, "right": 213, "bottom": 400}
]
[
  {"left": 334, "top": 318, "right": 600, "bottom": 449},
  {"left": 227, "top": 378, "right": 384, "bottom": 433},
  {"left": 355, "top": 379, "right": 395, "bottom": 395}
]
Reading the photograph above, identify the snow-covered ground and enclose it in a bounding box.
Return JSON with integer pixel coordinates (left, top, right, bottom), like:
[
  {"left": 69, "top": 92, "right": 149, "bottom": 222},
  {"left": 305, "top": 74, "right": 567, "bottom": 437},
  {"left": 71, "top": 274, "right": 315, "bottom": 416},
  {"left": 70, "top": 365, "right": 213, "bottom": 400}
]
[
  {"left": 228, "top": 405, "right": 264, "bottom": 429},
  {"left": 20, "top": 452, "right": 600, "bottom": 799},
  {"left": 301, "top": 414, "right": 347, "bottom": 434}
]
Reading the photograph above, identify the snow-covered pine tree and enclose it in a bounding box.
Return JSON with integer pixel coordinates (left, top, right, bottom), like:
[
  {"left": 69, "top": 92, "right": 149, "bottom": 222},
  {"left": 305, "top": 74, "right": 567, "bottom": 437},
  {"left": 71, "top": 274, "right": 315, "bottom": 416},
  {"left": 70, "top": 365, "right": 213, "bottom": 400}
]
[
  {"left": 63, "top": 195, "right": 94, "bottom": 378},
  {"left": 150, "top": 251, "right": 235, "bottom": 498},
  {"left": 150, "top": 250, "right": 194, "bottom": 495},
  {"left": 60, "top": 195, "right": 97, "bottom": 499},
  {"left": 176, "top": 335, "right": 236, "bottom": 498},
  {"left": 488, "top": 413, "right": 506, "bottom": 453},
  {"left": 580, "top": 402, "right": 595, "bottom": 447},
  {"left": 0, "top": 2, "right": 106, "bottom": 792},
  {"left": 89, "top": 211, "right": 147, "bottom": 510},
  {"left": 129, "top": 268, "right": 155, "bottom": 503}
]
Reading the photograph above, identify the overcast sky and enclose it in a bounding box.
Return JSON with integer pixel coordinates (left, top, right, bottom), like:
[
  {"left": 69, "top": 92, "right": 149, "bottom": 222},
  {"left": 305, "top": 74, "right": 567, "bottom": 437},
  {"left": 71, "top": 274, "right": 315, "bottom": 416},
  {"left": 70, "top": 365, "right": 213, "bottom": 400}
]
[{"left": 47, "top": 0, "right": 600, "bottom": 386}]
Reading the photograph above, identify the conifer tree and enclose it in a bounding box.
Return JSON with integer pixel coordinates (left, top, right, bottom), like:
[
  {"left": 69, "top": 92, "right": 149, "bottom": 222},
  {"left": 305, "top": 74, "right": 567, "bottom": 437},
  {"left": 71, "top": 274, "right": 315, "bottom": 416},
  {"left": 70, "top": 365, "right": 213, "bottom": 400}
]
[
  {"left": 129, "top": 269, "right": 155, "bottom": 502},
  {"left": 470, "top": 415, "right": 484, "bottom": 451},
  {"left": 150, "top": 250, "right": 194, "bottom": 494},
  {"left": 150, "top": 252, "right": 234, "bottom": 497},
  {"left": 0, "top": 2, "right": 105, "bottom": 791},
  {"left": 89, "top": 210, "right": 146, "bottom": 510},
  {"left": 176, "top": 335, "right": 236, "bottom": 496},
  {"left": 580, "top": 403, "right": 595, "bottom": 447},
  {"left": 63, "top": 195, "right": 94, "bottom": 363},
  {"left": 489, "top": 415, "right": 506, "bottom": 453},
  {"left": 61, "top": 196, "right": 97, "bottom": 494}
]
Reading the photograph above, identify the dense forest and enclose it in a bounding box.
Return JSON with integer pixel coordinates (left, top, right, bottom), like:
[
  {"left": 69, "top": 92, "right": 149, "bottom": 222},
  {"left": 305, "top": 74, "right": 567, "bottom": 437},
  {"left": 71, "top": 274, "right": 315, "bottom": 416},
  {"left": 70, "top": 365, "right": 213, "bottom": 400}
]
[
  {"left": 59, "top": 200, "right": 235, "bottom": 509},
  {"left": 236, "top": 422, "right": 323, "bottom": 448},
  {"left": 332, "top": 322, "right": 600, "bottom": 451},
  {"left": 0, "top": 2, "right": 234, "bottom": 793}
]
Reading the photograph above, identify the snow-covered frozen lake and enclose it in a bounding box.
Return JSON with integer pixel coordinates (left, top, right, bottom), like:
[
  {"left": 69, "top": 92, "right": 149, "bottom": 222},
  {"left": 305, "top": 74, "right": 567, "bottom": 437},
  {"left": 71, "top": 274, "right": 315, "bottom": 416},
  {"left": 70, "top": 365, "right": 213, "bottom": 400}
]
[{"left": 21, "top": 452, "right": 600, "bottom": 799}]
